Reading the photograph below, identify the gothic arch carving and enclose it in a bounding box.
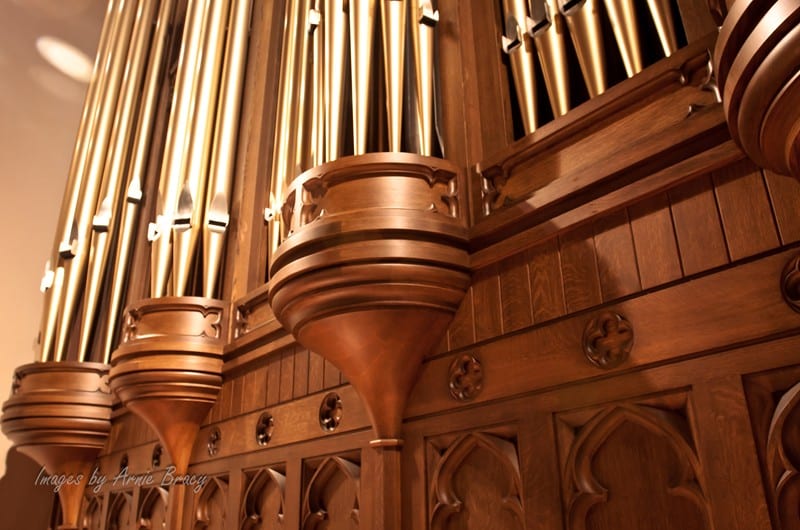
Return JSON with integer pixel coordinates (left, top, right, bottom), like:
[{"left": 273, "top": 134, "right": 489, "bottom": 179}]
[
  {"left": 563, "top": 404, "right": 710, "bottom": 530},
  {"left": 137, "top": 487, "right": 168, "bottom": 530},
  {"left": 194, "top": 476, "right": 229, "bottom": 530},
  {"left": 302, "top": 457, "right": 360, "bottom": 530},
  {"left": 766, "top": 382, "right": 800, "bottom": 530},
  {"left": 430, "top": 432, "right": 524, "bottom": 529},
  {"left": 241, "top": 467, "right": 286, "bottom": 529},
  {"left": 81, "top": 495, "right": 103, "bottom": 530},
  {"left": 107, "top": 491, "right": 133, "bottom": 530}
]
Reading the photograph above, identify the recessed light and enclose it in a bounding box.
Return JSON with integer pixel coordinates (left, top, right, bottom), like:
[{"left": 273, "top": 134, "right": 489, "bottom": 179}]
[{"left": 35, "top": 35, "right": 93, "bottom": 83}]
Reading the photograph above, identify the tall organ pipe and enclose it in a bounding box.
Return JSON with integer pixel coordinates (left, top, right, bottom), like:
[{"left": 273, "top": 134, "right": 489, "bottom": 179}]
[
  {"left": 603, "top": 0, "right": 642, "bottom": 77},
  {"left": 149, "top": 0, "right": 210, "bottom": 298},
  {"left": 502, "top": 0, "right": 538, "bottom": 134},
  {"left": 531, "top": 0, "right": 571, "bottom": 117},
  {"left": 409, "top": 0, "right": 438, "bottom": 156},
  {"left": 349, "top": 0, "right": 377, "bottom": 154},
  {"left": 559, "top": 0, "right": 606, "bottom": 97},
  {"left": 103, "top": 0, "right": 176, "bottom": 360},
  {"left": 202, "top": 0, "right": 253, "bottom": 298},
  {"left": 172, "top": 0, "right": 230, "bottom": 296},
  {"left": 381, "top": 0, "right": 406, "bottom": 151},
  {"left": 267, "top": 0, "right": 311, "bottom": 256},
  {"left": 77, "top": 0, "right": 159, "bottom": 361},
  {"left": 323, "top": 0, "right": 348, "bottom": 161},
  {"left": 54, "top": 0, "right": 137, "bottom": 361},
  {"left": 38, "top": 0, "right": 120, "bottom": 362}
]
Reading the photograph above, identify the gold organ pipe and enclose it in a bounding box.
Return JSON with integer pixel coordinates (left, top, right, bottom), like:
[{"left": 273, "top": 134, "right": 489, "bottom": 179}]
[
  {"left": 202, "top": 0, "right": 253, "bottom": 299},
  {"left": 54, "top": 0, "right": 138, "bottom": 361},
  {"left": 78, "top": 0, "right": 159, "bottom": 361},
  {"left": 38, "top": 0, "right": 120, "bottom": 362},
  {"left": 309, "top": 5, "right": 325, "bottom": 167},
  {"left": 323, "top": 0, "right": 348, "bottom": 161},
  {"left": 603, "top": 0, "right": 642, "bottom": 77},
  {"left": 559, "top": 0, "right": 606, "bottom": 97},
  {"left": 646, "top": 0, "right": 678, "bottom": 57},
  {"left": 292, "top": 5, "right": 314, "bottom": 173},
  {"left": 267, "top": 0, "right": 309, "bottom": 255},
  {"left": 104, "top": 0, "right": 175, "bottom": 360},
  {"left": 409, "top": 0, "right": 438, "bottom": 156},
  {"left": 172, "top": 0, "right": 230, "bottom": 296},
  {"left": 149, "top": 0, "right": 210, "bottom": 298},
  {"left": 502, "top": 0, "right": 538, "bottom": 134},
  {"left": 381, "top": 0, "right": 406, "bottom": 151},
  {"left": 530, "top": 0, "right": 570, "bottom": 117},
  {"left": 350, "top": 0, "right": 378, "bottom": 154}
]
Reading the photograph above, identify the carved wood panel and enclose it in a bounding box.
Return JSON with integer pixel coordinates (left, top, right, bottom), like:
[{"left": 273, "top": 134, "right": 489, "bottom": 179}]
[
  {"left": 137, "top": 487, "right": 168, "bottom": 530},
  {"left": 81, "top": 495, "right": 103, "bottom": 530},
  {"left": 241, "top": 467, "right": 286, "bottom": 529},
  {"left": 428, "top": 431, "right": 524, "bottom": 530},
  {"left": 745, "top": 365, "right": 800, "bottom": 530},
  {"left": 302, "top": 456, "right": 360, "bottom": 530},
  {"left": 557, "top": 397, "right": 711, "bottom": 530},
  {"left": 108, "top": 491, "right": 134, "bottom": 530},
  {"left": 195, "top": 476, "right": 229, "bottom": 530}
]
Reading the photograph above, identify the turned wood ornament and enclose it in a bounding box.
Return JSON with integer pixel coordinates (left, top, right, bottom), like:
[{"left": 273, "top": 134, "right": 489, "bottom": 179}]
[
  {"left": 1, "top": 362, "right": 112, "bottom": 530},
  {"left": 714, "top": 0, "right": 800, "bottom": 177},
  {"left": 269, "top": 153, "right": 470, "bottom": 441}
]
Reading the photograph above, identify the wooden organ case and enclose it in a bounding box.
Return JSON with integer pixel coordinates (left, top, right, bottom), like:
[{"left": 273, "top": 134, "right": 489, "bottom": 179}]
[{"left": 3, "top": 0, "right": 800, "bottom": 529}]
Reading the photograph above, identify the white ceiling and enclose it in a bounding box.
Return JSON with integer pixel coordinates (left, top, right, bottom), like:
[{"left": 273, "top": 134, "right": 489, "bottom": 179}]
[{"left": 0, "top": 0, "right": 106, "bottom": 477}]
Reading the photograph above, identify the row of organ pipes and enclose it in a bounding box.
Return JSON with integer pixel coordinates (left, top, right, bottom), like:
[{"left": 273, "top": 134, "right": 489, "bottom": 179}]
[
  {"left": 37, "top": 0, "right": 252, "bottom": 363},
  {"left": 506, "top": 0, "right": 679, "bottom": 132},
  {"left": 34, "top": 0, "right": 679, "bottom": 364}
]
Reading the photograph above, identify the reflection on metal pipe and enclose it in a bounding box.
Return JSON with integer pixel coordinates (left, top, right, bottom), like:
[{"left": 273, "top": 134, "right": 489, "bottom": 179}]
[
  {"left": 350, "top": 0, "right": 377, "bottom": 154},
  {"left": 38, "top": 0, "right": 120, "bottom": 362},
  {"left": 530, "top": 0, "right": 570, "bottom": 117},
  {"left": 409, "top": 0, "right": 438, "bottom": 156},
  {"left": 646, "top": 0, "right": 677, "bottom": 57},
  {"left": 323, "top": 0, "right": 348, "bottom": 161},
  {"left": 381, "top": 0, "right": 406, "bottom": 151},
  {"left": 268, "top": 0, "right": 310, "bottom": 255},
  {"left": 558, "top": 0, "right": 605, "bottom": 97},
  {"left": 502, "top": 0, "right": 538, "bottom": 134},
  {"left": 78, "top": 0, "right": 158, "bottom": 361},
  {"left": 54, "top": 0, "right": 137, "bottom": 361},
  {"left": 603, "top": 0, "right": 642, "bottom": 77},
  {"left": 302, "top": 6, "right": 323, "bottom": 169},
  {"left": 150, "top": 0, "right": 209, "bottom": 298},
  {"left": 203, "top": 0, "right": 252, "bottom": 299},
  {"left": 172, "top": 0, "right": 229, "bottom": 296},
  {"left": 104, "top": 0, "right": 175, "bottom": 360}
]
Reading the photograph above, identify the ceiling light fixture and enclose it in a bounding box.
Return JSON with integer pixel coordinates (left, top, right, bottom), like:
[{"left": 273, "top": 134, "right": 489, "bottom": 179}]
[{"left": 35, "top": 35, "right": 93, "bottom": 83}]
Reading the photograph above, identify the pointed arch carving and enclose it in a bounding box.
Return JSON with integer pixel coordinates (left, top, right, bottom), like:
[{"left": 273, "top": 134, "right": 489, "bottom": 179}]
[
  {"left": 430, "top": 432, "right": 524, "bottom": 530},
  {"left": 194, "top": 476, "right": 229, "bottom": 530},
  {"left": 80, "top": 495, "right": 103, "bottom": 530},
  {"left": 241, "top": 467, "right": 286, "bottom": 530},
  {"left": 302, "top": 456, "right": 360, "bottom": 530},
  {"left": 562, "top": 404, "right": 710, "bottom": 530},
  {"left": 766, "top": 382, "right": 800, "bottom": 530},
  {"left": 137, "top": 487, "right": 168, "bottom": 530},
  {"left": 107, "top": 491, "right": 134, "bottom": 530}
]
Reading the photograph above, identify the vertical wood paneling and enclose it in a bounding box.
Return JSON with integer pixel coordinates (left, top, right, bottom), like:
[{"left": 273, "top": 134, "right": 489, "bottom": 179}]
[
  {"left": 279, "top": 349, "right": 295, "bottom": 403},
  {"left": 473, "top": 264, "right": 503, "bottom": 341},
  {"left": 559, "top": 224, "right": 602, "bottom": 313},
  {"left": 323, "top": 359, "right": 340, "bottom": 389},
  {"left": 528, "top": 238, "right": 566, "bottom": 323},
  {"left": 498, "top": 252, "right": 533, "bottom": 333},
  {"left": 593, "top": 209, "right": 641, "bottom": 301},
  {"left": 241, "top": 368, "right": 259, "bottom": 412},
  {"left": 628, "top": 194, "right": 683, "bottom": 289},
  {"left": 669, "top": 175, "right": 729, "bottom": 276},
  {"left": 448, "top": 287, "right": 476, "bottom": 350},
  {"left": 231, "top": 376, "right": 244, "bottom": 416},
  {"left": 692, "top": 376, "right": 772, "bottom": 530},
  {"left": 253, "top": 365, "right": 268, "bottom": 410},
  {"left": 266, "top": 355, "right": 281, "bottom": 406},
  {"left": 308, "top": 351, "right": 324, "bottom": 394},
  {"left": 763, "top": 169, "right": 800, "bottom": 244},
  {"left": 519, "top": 414, "right": 564, "bottom": 530},
  {"left": 713, "top": 160, "right": 780, "bottom": 261},
  {"left": 293, "top": 347, "right": 309, "bottom": 398}
]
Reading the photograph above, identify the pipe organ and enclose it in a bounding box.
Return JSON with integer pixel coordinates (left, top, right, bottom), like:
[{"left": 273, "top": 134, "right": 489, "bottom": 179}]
[{"left": 4, "top": 0, "right": 800, "bottom": 529}]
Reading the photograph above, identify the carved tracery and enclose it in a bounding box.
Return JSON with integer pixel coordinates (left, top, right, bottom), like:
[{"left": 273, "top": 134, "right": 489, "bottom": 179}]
[
  {"left": 195, "top": 476, "right": 229, "bottom": 530},
  {"left": 766, "top": 382, "right": 800, "bottom": 530},
  {"left": 137, "top": 487, "right": 168, "bottom": 530},
  {"left": 430, "top": 432, "right": 524, "bottom": 530},
  {"left": 241, "top": 467, "right": 286, "bottom": 530},
  {"left": 302, "top": 457, "right": 360, "bottom": 530},
  {"left": 107, "top": 491, "right": 133, "bottom": 530}
]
